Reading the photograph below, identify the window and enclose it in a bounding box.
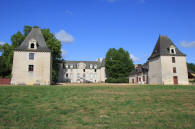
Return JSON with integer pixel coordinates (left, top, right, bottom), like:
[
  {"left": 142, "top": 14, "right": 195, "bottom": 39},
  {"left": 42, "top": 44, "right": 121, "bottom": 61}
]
[
  {"left": 29, "top": 53, "right": 34, "bottom": 60},
  {"left": 143, "top": 76, "right": 145, "bottom": 82},
  {"left": 139, "top": 77, "right": 141, "bottom": 82},
  {"left": 90, "top": 64, "right": 93, "bottom": 69},
  {"left": 83, "top": 73, "right": 86, "bottom": 78},
  {"left": 172, "top": 57, "right": 175, "bottom": 63},
  {"left": 83, "top": 69, "right": 85, "bottom": 72},
  {"left": 94, "top": 64, "right": 97, "bottom": 69},
  {"left": 170, "top": 48, "right": 176, "bottom": 54},
  {"left": 173, "top": 67, "right": 176, "bottom": 73},
  {"left": 66, "top": 73, "right": 68, "bottom": 78},
  {"left": 30, "top": 43, "right": 35, "bottom": 49},
  {"left": 136, "top": 77, "right": 138, "bottom": 82},
  {"left": 28, "top": 65, "right": 34, "bottom": 72},
  {"left": 95, "top": 69, "right": 97, "bottom": 72},
  {"left": 77, "top": 73, "right": 80, "bottom": 78},
  {"left": 171, "top": 49, "right": 175, "bottom": 54},
  {"left": 132, "top": 79, "right": 134, "bottom": 84}
]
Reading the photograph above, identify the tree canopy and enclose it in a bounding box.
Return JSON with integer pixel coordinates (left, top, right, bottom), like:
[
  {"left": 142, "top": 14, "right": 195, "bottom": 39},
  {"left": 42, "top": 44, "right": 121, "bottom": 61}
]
[
  {"left": 105, "top": 48, "right": 134, "bottom": 83},
  {"left": 188, "top": 63, "right": 195, "bottom": 72},
  {"left": 0, "top": 25, "right": 61, "bottom": 83}
]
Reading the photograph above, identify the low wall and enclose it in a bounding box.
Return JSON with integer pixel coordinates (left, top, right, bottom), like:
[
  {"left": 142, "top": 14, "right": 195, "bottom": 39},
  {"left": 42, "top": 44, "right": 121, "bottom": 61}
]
[{"left": 0, "top": 78, "right": 11, "bottom": 85}]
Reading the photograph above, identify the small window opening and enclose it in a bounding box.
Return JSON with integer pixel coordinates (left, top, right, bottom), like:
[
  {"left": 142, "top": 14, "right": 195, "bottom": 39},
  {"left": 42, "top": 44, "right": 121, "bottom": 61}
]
[
  {"left": 173, "top": 67, "right": 176, "bottom": 73},
  {"left": 172, "top": 57, "right": 175, "bottom": 63},
  {"left": 30, "top": 43, "right": 35, "bottom": 49},
  {"left": 28, "top": 65, "right": 34, "bottom": 72}
]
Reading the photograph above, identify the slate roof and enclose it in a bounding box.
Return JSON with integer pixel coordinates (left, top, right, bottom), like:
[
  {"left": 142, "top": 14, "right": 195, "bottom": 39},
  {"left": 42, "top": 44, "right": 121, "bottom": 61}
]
[
  {"left": 130, "top": 63, "right": 148, "bottom": 76},
  {"left": 15, "top": 27, "right": 51, "bottom": 52},
  {"left": 62, "top": 60, "right": 105, "bottom": 69},
  {"left": 148, "top": 36, "right": 185, "bottom": 60}
]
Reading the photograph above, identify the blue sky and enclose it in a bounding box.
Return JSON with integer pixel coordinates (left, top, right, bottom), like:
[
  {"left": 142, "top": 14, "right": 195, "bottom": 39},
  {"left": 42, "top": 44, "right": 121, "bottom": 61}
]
[{"left": 0, "top": 0, "right": 195, "bottom": 64}]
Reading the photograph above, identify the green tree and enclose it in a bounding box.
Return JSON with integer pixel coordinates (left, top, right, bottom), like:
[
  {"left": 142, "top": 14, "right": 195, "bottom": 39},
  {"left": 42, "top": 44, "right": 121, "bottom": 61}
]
[
  {"left": 188, "top": 63, "right": 195, "bottom": 72},
  {"left": 0, "top": 26, "right": 62, "bottom": 83},
  {"left": 105, "top": 48, "right": 134, "bottom": 83},
  {"left": 0, "top": 43, "right": 13, "bottom": 77}
]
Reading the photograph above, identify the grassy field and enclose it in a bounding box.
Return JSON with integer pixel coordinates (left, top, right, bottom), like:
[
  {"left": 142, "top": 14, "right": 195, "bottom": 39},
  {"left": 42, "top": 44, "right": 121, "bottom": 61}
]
[{"left": 0, "top": 85, "right": 195, "bottom": 129}]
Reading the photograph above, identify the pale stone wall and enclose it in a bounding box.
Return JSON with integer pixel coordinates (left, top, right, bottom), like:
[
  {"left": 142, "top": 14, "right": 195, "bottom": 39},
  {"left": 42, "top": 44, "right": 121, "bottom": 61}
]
[
  {"left": 148, "top": 57, "right": 162, "bottom": 84},
  {"left": 129, "top": 73, "right": 148, "bottom": 84},
  {"left": 161, "top": 56, "right": 189, "bottom": 85},
  {"left": 100, "top": 67, "right": 107, "bottom": 82},
  {"left": 58, "top": 64, "right": 106, "bottom": 83},
  {"left": 11, "top": 51, "right": 51, "bottom": 85}
]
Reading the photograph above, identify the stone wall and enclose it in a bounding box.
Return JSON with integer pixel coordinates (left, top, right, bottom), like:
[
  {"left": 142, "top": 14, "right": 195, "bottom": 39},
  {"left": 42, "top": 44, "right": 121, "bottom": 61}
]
[
  {"left": 11, "top": 51, "right": 51, "bottom": 85},
  {"left": 161, "top": 56, "right": 189, "bottom": 85},
  {"left": 148, "top": 57, "right": 162, "bottom": 84}
]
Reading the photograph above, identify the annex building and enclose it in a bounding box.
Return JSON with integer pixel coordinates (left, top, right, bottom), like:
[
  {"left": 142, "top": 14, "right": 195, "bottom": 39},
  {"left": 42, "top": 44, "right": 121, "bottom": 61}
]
[{"left": 129, "top": 36, "right": 189, "bottom": 85}]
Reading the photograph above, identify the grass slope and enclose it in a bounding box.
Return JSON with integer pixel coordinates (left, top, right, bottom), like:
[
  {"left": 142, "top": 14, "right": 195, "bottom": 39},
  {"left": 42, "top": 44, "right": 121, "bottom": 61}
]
[{"left": 0, "top": 85, "right": 195, "bottom": 129}]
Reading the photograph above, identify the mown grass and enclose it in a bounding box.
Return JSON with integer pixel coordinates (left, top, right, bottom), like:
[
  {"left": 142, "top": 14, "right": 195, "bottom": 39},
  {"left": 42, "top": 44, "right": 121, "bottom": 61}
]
[{"left": 0, "top": 85, "right": 195, "bottom": 129}]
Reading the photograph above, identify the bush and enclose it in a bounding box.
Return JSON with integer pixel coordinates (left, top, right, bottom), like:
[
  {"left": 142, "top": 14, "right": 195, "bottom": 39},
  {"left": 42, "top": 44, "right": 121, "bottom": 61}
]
[{"left": 105, "top": 77, "right": 129, "bottom": 83}]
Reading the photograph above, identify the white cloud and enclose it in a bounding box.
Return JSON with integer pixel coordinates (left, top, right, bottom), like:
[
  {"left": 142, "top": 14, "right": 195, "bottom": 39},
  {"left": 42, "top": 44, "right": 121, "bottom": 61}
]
[
  {"left": 180, "top": 40, "right": 195, "bottom": 48},
  {"left": 0, "top": 41, "right": 5, "bottom": 45},
  {"left": 55, "top": 30, "right": 74, "bottom": 43},
  {"left": 130, "top": 54, "right": 140, "bottom": 62},
  {"left": 61, "top": 49, "right": 67, "bottom": 58}
]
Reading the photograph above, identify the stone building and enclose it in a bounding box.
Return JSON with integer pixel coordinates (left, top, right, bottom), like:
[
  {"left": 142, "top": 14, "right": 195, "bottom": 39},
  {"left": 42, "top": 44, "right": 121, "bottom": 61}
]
[
  {"left": 129, "top": 36, "right": 189, "bottom": 85},
  {"left": 58, "top": 59, "right": 106, "bottom": 83},
  {"left": 11, "top": 27, "right": 52, "bottom": 85},
  {"left": 129, "top": 63, "right": 148, "bottom": 84}
]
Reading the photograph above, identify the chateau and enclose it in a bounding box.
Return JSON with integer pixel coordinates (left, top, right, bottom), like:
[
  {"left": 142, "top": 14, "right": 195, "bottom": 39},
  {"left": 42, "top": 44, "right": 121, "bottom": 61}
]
[
  {"left": 129, "top": 36, "right": 189, "bottom": 85},
  {"left": 58, "top": 59, "right": 106, "bottom": 83},
  {"left": 11, "top": 28, "right": 189, "bottom": 85}
]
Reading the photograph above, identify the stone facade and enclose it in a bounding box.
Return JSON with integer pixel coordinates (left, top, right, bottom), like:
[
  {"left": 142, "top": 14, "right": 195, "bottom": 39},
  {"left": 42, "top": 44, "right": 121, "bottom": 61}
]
[
  {"left": 11, "top": 27, "right": 52, "bottom": 85},
  {"left": 58, "top": 60, "right": 106, "bottom": 83},
  {"left": 11, "top": 51, "right": 51, "bottom": 85}
]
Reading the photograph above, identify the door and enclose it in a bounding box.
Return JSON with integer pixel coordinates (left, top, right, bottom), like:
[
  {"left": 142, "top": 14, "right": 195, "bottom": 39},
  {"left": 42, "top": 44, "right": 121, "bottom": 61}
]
[{"left": 173, "top": 76, "right": 178, "bottom": 85}]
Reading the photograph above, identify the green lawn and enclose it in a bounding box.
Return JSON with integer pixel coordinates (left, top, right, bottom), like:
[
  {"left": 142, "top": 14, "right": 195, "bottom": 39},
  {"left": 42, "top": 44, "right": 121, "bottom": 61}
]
[{"left": 0, "top": 85, "right": 195, "bottom": 129}]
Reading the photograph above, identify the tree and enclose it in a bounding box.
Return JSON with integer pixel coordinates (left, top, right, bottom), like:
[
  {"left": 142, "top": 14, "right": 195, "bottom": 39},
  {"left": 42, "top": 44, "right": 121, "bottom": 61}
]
[
  {"left": 105, "top": 48, "right": 134, "bottom": 83},
  {"left": 0, "top": 43, "right": 13, "bottom": 78},
  {"left": 0, "top": 26, "right": 62, "bottom": 83},
  {"left": 188, "top": 63, "right": 195, "bottom": 72}
]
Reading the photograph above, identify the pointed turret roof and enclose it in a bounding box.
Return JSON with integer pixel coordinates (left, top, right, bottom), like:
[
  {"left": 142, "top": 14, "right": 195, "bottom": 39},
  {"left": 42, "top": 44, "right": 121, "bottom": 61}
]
[
  {"left": 148, "top": 36, "right": 185, "bottom": 60},
  {"left": 15, "top": 27, "right": 51, "bottom": 52}
]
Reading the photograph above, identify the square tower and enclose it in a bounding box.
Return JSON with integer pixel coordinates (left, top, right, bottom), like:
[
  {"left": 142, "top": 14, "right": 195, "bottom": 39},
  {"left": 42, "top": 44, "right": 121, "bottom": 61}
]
[
  {"left": 11, "top": 27, "right": 52, "bottom": 85},
  {"left": 148, "top": 36, "right": 188, "bottom": 85}
]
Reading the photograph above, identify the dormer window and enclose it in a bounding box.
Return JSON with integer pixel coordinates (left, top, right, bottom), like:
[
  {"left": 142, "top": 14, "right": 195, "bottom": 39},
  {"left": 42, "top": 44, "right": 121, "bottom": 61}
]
[
  {"left": 70, "top": 65, "right": 73, "bottom": 69},
  {"left": 169, "top": 45, "right": 176, "bottom": 54},
  {"left": 94, "top": 64, "right": 97, "bottom": 69},
  {"left": 29, "top": 39, "right": 37, "bottom": 49},
  {"left": 90, "top": 64, "right": 93, "bottom": 69}
]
